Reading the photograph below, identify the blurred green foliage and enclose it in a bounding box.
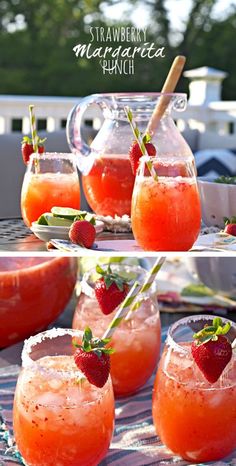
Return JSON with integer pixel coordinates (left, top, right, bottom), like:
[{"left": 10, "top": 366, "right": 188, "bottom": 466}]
[{"left": 0, "top": 0, "right": 235, "bottom": 98}]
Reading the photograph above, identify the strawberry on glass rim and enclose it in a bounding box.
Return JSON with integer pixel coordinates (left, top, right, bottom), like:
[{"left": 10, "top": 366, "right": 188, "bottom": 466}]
[
  {"left": 153, "top": 314, "right": 236, "bottom": 462},
  {"left": 191, "top": 317, "right": 232, "bottom": 383},
  {"left": 21, "top": 135, "right": 46, "bottom": 165},
  {"left": 129, "top": 133, "right": 156, "bottom": 175},
  {"left": 13, "top": 328, "right": 114, "bottom": 466},
  {"left": 94, "top": 264, "right": 130, "bottom": 315},
  {"left": 73, "top": 327, "right": 114, "bottom": 388},
  {"left": 74, "top": 263, "right": 161, "bottom": 397}
]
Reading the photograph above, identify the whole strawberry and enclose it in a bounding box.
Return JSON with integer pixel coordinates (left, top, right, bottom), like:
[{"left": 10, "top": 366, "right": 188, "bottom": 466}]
[
  {"left": 224, "top": 224, "right": 236, "bottom": 237},
  {"left": 69, "top": 220, "right": 96, "bottom": 248},
  {"left": 129, "top": 137, "right": 156, "bottom": 175},
  {"left": 224, "top": 217, "right": 236, "bottom": 236},
  {"left": 21, "top": 136, "right": 45, "bottom": 164},
  {"left": 73, "top": 327, "right": 114, "bottom": 388},
  {"left": 94, "top": 264, "right": 130, "bottom": 315},
  {"left": 191, "top": 317, "right": 232, "bottom": 384}
]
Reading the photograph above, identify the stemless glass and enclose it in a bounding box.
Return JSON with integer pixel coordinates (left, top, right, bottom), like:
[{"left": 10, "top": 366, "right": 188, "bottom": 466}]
[
  {"left": 67, "top": 93, "right": 195, "bottom": 217},
  {"left": 21, "top": 152, "right": 81, "bottom": 226},
  {"left": 73, "top": 264, "right": 161, "bottom": 397},
  {"left": 152, "top": 315, "right": 236, "bottom": 462},
  {"left": 132, "top": 155, "right": 201, "bottom": 251},
  {"left": 13, "top": 328, "right": 114, "bottom": 466}
]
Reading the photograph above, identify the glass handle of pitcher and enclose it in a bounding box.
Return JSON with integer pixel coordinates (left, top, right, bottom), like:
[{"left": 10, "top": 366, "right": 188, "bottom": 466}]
[{"left": 66, "top": 94, "right": 102, "bottom": 157}]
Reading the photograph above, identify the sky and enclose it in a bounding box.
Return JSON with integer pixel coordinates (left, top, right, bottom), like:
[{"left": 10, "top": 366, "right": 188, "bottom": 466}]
[{"left": 102, "top": 0, "right": 235, "bottom": 29}]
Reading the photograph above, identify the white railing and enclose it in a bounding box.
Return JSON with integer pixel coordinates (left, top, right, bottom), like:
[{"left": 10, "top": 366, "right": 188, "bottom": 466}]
[
  {"left": 0, "top": 95, "right": 102, "bottom": 134},
  {"left": 1, "top": 95, "right": 236, "bottom": 136},
  {"left": 176, "top": 102, "right": 236, "bottom": 135},
  {"left": 1, "top": 67, "right": 236, "bottom": 150}
]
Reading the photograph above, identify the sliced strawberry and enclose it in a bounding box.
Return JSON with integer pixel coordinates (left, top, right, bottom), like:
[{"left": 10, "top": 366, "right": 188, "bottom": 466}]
[
  {"left": 191, "top": 317, "right": 232, "bottom": 383},
  {"left": 69, "top": 220, "right": 96, "bottom": 248},
  {"left": 94, "top": 264, "right": 130, "bottom": 315},
  {"left": 73, "top": 327, "right": 113, "bottom": 388},
  {"left": 129, "top": 139, "right": 156, "bottom": 175}
]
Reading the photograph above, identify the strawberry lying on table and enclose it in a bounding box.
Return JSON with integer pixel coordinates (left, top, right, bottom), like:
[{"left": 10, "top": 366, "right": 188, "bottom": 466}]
[{"left": 224, "top": 217, "right": 236, "bottom": 237}]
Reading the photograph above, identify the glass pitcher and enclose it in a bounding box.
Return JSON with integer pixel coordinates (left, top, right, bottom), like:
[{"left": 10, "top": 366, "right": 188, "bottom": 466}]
[{"left": 67, "top": 93, "right": 195, "bottom": 217}]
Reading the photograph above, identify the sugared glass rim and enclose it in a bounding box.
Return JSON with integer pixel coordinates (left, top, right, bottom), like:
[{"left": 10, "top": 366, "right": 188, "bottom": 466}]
[
  {"left": 22, "top": 328, "right": 88, "bottom": 381},
  {"left": 30, "top": 152, "right": 75, "bottom": 160},
  {"left": 89, "top": 92, "right": 187, "bottom": 99},
  {"left": 21, "top": 328, "right": 112, "bottom": 405},
  {"left": 139, "top": 154, "right": 194, "bottom": 164},
  {"left": 166, "top": 314, "right": 236, "bottom": 355}
]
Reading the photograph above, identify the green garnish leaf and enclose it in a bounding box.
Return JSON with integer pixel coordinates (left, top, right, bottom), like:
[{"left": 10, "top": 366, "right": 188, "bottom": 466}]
[
  {"left": 78, "top": 326, "right": 114, "bottom": 356},
  {"left": 142, "top": 133, "right": 151, "bottom": 144},
  {"left": 222, "top": 322, "right": 231, "bottom": 335},
  {"left": 96, "top": 264, "right": 130, "bottom": 291},
  {"left": 84, "top": 326, "right": 92, "bottom": 342},
  {"left": 192, "top": 318, "right": 231, "bottom": 345},
  {"left": 96, "top": 264, "right": 105, "bottom": 275},
  {"left": 224, "top": 216, "right": 236, "bottom": 226},
  {"left": 102, "top": 347, "right": 115, "bottom": 355},
  {"left": 104, "top": 276, "right": 112, "bottom": 289},
  {"left": 102, "top": 338, "right": 111, "bottom": 345},
  {"left": 213, "top": 317, "right": 222, "bottom": 328}
]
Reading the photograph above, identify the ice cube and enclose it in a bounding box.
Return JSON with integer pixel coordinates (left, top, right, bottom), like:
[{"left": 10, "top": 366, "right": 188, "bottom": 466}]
[
  {"left": 48, "top": 378, "right": 63, "bottom": 391},
  {"left": 35, "top": 392, "right": 64, "bottom": 410}
]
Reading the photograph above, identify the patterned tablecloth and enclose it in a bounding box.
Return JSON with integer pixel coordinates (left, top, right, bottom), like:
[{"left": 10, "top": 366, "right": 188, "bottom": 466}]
[{"left": 1, "top": 328, "right": 236, "bottom": 466}]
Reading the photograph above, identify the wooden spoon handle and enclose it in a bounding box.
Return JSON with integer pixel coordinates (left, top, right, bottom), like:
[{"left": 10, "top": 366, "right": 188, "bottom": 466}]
[{"left": 146, "top": 55, "right": 186, "bottom": 135}]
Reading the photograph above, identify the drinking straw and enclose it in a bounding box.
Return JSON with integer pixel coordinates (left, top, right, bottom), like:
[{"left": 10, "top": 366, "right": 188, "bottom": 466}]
[
  {"left": 75, "top": 282, "right": 142, "bottom": 383},
  {"left": 29, "top": 104, "right": 39, "bottom": 170},
  {"left": 29, "top": 105, "right": 38, "bottom": 153},
  {"left": 125, "top": 256, "right": 166, "bottom": 320},
  {"left": 75, "top": 258, "right": 166, "bottom": 383},
  {"left": 102, "top": 256, "right": 166, "bottom": 339},
  {"left": 102, "top": 281, "right": 143, "bottom": 340},
  {"left": 146, "top": 55, "right": 186, "bottom": 136},
  {"left": 124, "top": 106, "right": 158, "bottom": 181}
]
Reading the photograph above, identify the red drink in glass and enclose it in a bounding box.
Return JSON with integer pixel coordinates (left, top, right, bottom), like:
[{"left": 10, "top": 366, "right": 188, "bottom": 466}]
[
  {"left": 21, "top": 153, "right": 80, "bottom": 226},
  {"left": 152, "top": 315, "right": 236, "bottom": 462},
  {"left": 13, "top": 329, "right": 114, "bottom": 466},
  {"left": 132, "top": 157, "right": 201, "bottom": 251},
  {"left": 73, "top": 264, "right": 161, "bottom": 397},
  {"left": 82, "top": 155, "right": 135, "bottom": 217}
]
